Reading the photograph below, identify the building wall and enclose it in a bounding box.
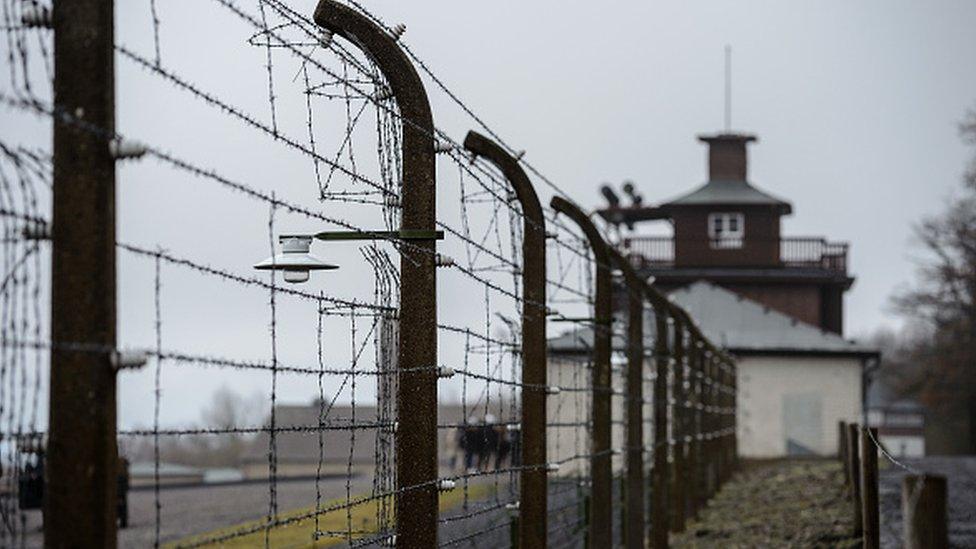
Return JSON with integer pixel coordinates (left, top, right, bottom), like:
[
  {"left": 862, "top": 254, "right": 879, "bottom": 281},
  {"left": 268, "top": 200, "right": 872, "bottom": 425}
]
[
  {"left": 673, "top": 205, "right": 781, "bottom": 268},
  {"left": 737, "top": 355, "right": 862, "bottom": 458}
]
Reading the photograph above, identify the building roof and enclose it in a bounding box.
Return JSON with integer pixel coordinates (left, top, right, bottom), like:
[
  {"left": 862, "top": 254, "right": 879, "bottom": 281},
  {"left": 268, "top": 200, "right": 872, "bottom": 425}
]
[
  {"left": 866, "top": 378, "right": 923, "bottom": 411},
  {"left": 662, "top": 179, "right": 793, "bottom": 214},
  {"left": 548, "top": 281, "right": 879, "bottom": 358},
  {"left": 667, "top": 281, "right": 878, "bottom": 357}
]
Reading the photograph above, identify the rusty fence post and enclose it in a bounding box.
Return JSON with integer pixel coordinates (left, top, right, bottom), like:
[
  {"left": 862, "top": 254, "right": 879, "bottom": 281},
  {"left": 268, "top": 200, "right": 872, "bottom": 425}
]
[
  {"left": 902, "top": 474, "right": 948, "bottom": 549},
  {"left": 550, "top": 197, "right": 612, "bottom": 547},
  {"left": 861, "top": 427, "right": 880, "bottom": 549},
  {"left": 464, "top": 131, "right": 547, "bottom": 548},
  {"left": 684, "top": 336, "right": 701, "bottom": 519},
  {"left": 669, "top": 319, "right": 686, "bottom": 533},
  {"left": 314, "top": 4, "right": 438, "bottom": 547},
  {"left": 46, "top": 0, "right": 119, "bottom": 545},
  {"left": 607, "top": 248, "right": 646, "bottom": 548},
  {"left": 847, "top": 422, "right": 862, "bottom": 538},
  {"left": 650, "top": 308, "right": 670, "bottom": 549}
]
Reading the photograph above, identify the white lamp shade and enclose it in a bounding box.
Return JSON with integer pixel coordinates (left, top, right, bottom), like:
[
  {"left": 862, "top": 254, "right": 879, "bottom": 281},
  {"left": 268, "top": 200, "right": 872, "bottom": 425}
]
[{"left": 253, "top": 235, "right": 338, "bottom": 284}]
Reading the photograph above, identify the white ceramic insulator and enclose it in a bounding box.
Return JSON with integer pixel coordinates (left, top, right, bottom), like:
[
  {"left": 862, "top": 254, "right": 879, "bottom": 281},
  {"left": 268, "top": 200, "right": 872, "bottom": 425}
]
[
  {"left": 21, "top": 6, "right": 51, "bottom": 28},
  {"left": 545, "top": 386, "right": 561, "bottom": 396},
  {"left": 380, "top": 535, "right": 396, "bottom": 547},
  {"left": 109, "top": 139, "right": 148, "bottom": 160},
  {"left": 546, "top": 463, "right": 559, "bottom": 473},
  {"left": 320, "top": 29, "right": 335, "bottom": 48},
  {"left": 435, "top": 254, "right": 455, "bottom": 268},
  {"left": 374, "top": 86, "right": 394, "bottom": 101},
  {"left": 112, "top": 349, "right": 149, "bottom": 370},
  {"left": 437, "top": 366, "right": 455, "bottom": 378},
  {"left": 390, "top": 23, "right": 406, "bottom": 40},
  {"left": 506, "top": 423, "right": 521, "bottom": 432},
  {"left": 438, "top": 479, "right": 456, "bottom": 491},
  {"left": 434, "top": 140, "right": 453, "bottom": 153}
]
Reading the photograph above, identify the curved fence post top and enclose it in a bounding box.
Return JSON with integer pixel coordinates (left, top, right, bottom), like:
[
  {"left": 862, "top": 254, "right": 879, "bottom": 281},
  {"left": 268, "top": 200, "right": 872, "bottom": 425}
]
[
  {"left": 313, "top": 1, "right": 433, "bottom": 133},
  {"left": 464, "top": 130, "right": 544, "bottom": 223},
  {"left": 549, "top": 196, "right": 609, "bottom": 264}
]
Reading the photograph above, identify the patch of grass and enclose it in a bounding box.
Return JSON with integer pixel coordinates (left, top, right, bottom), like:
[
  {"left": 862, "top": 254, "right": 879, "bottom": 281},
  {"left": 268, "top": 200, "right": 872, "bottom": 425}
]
[
  {"left": 671, "top": 459, "right": 860, "bottom": 549},
  {"left": 168, "top": 482, "right": 499, "bottom": 549}
]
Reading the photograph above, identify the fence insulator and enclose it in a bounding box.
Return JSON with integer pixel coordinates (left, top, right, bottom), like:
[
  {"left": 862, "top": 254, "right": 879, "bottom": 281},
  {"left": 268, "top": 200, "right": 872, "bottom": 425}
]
[
  {"left": 505, "top": 501, "right": 520, "bottom": 517},
  {"left": 109, "top": 139, "right": 148, "bottom": 160},
  {"left": 437, "top": 366, "right": 455, "bottom": 378},
  {"left": 514, "top": 150, "right": 526, "bottom": 160},
  {"left": 438, "top": 479, "right": 456, "bottom": 491},
  {"left": 611, "top": 448, "right": 622, "bottom": 456},
  {"left": 546, "top": 463, "right": 560, "bottom": 473},
  {"left": 21, "top": 6, "right": 51, "bottom": 28},
  {"left": 390, "top": 23, "right": 406, "bottom": 40},
  {"left": 506, "top": 422, "right": 521, "bottom": 432},
  {"left": 320, "top": 28, "right": 334, "bottom": 48},
  {"left": 374, "top": 85, "right": 394, "bottom": 101},
  {"left": 545, "top": 231, "right": 557, "bottom": 239},
  {"left": 545, "top": 386, "right": 561, "bottom": 396},
  {"left": 434, "top": 140, "right": 453, "bottom": 153},
  {"left": 383, "top": 194, "right": 400, "bottom": 208},
  {"left": 112, "top": 350, "right": 149, "bottom": 370},
  {"left": 434, "top": 254, "right": 455, "bottom": 267},
  {"left": 379, "top": 535, "right": 396, "bottom": 547},
  {"left": 22, "top": 223, "right": 50, "bottom": 241},
  {"left": 545, "top": 307, "right": 560, "bottom": 317},
  {"left": 612, "top": 389, "right": 625, "bottom": 397}
]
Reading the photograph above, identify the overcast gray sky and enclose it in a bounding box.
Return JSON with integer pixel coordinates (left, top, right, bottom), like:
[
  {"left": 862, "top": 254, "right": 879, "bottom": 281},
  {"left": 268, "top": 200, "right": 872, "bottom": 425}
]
[
  {"left": 7, "top": 1, "right": 975, "bottom": 429},
  {"left": 116, "top": 0, "right": 976, "bottom": 427}
]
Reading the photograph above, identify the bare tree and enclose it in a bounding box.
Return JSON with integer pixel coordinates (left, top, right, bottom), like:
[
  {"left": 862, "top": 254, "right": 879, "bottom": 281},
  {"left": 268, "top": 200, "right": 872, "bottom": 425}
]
[{"left": 891, "top": 107, "right": 976, "bottom": 452}]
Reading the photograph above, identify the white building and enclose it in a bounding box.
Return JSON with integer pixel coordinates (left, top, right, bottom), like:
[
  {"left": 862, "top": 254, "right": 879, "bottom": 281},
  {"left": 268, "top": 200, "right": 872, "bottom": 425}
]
[
  {"left": 668, "top": 281, "right": 879, "bottom": 457},
  {"left": 546, "top": 280, "right": 879, "bottom": 461}
]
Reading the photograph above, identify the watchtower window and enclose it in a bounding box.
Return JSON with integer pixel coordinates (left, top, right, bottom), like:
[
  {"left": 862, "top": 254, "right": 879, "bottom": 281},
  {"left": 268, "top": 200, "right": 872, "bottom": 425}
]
[{"left": 708, "top": 212, "right": 744, "bottom": 248}]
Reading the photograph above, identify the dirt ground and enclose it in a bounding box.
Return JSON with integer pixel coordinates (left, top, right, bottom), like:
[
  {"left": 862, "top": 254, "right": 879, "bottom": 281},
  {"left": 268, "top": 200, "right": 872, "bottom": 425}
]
[{"left": 671, "top": 459, "right": 859, "bottom": 548}]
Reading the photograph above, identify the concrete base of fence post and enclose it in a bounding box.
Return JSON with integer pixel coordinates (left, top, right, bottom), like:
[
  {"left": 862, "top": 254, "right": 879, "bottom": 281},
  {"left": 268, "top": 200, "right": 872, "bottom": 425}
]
[{"left": 903, "top": 474, "right": 948, "bottom": 549}]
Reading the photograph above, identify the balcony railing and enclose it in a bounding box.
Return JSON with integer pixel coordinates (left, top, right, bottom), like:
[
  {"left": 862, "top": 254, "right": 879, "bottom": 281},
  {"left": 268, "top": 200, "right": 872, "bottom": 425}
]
[{"left": 621, "top": 236, "right": 848, "bottom": 273}]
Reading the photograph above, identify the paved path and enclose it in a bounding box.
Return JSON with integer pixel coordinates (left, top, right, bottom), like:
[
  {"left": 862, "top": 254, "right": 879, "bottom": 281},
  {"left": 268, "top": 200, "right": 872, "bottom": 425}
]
[
  {"left": 878, "top": 456, "right": 976, "bottom": 548},
  {"left": 17, "top": 475, "right": 371, "bottom": 547}
]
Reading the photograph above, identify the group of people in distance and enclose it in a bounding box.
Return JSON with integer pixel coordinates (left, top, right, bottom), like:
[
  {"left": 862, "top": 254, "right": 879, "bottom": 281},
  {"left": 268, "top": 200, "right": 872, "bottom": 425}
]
[{"left": 453, "top": 414, "right": 521, "bottom": 473}]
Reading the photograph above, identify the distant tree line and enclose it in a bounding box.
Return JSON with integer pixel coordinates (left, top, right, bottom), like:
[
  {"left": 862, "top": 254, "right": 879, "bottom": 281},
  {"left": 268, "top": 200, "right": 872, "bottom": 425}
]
[
  {"left": 879, "top": 107, "right": 976, "bottom": 453},
  {"left": 121, "top": 386, "right": 263, "bottom": 467}
]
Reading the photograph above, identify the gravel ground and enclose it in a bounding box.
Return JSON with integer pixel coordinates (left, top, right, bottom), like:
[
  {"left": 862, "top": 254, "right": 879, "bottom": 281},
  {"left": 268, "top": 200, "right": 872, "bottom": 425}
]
[
  {"left": 15, "top": 475, "right": 371, "bottom": 547},
  {"left": 878, "top": 456, "right": 976, "bottom": 549},
  {"left": 670, "top": 459, "right": 858, "bottom": 548}
]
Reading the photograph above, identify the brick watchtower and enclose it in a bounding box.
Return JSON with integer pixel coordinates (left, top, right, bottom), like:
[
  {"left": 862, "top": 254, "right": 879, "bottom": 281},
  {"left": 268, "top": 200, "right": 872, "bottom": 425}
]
[{"left": 600, "top": 132, "right": 853, "bottom": 335}]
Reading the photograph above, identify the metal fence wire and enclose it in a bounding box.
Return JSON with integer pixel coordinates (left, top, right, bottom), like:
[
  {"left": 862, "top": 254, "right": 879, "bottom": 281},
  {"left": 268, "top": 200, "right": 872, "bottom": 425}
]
[{"left": 0, "top": 0, "right": 737, "bottom": 547}]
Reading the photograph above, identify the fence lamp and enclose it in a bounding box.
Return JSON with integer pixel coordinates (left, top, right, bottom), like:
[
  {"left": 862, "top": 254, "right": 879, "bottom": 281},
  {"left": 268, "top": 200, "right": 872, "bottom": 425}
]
[
  {"left": 253, "top": 235, "right": 337, "bottom": 283},
  {"left": 254, "top": 230, "right": 445, "bottom": 284}
]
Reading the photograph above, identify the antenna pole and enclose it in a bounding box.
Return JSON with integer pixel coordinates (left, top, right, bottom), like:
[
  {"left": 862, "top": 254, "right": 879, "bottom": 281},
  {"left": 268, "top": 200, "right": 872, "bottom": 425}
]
[{"left": 724, "top": 45, "right": 732, "bottom": 132}]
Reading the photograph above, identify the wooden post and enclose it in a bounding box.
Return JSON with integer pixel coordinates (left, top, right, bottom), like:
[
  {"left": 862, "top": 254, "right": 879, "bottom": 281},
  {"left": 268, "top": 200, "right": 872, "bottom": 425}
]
[
  {"left": 902, "top": 475, "right": 948, "bottom": 549},
  {"left": 685, "top": 341, "right": 700, "bottom": 520},
  {"left": 860, "top": 427, "right": 880, "bottom": 549},
  {"left": 847, "top": 423, "right": 862, "bottom": 537},
  {"left": 839, "top": 421, "right": 849, "bottom": 482}
]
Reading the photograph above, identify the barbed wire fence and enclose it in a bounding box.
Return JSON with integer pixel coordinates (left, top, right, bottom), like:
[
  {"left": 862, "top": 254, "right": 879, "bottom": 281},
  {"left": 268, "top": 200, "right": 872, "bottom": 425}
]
[{"left": 0, "top": 0, "right": 737, "bottom": 547}]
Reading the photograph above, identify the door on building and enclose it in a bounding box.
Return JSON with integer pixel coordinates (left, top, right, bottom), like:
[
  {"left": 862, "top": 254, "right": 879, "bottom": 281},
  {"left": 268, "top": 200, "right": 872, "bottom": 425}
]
[{"left": 782, "top": 392, "right": 823, "bottom": 455}]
